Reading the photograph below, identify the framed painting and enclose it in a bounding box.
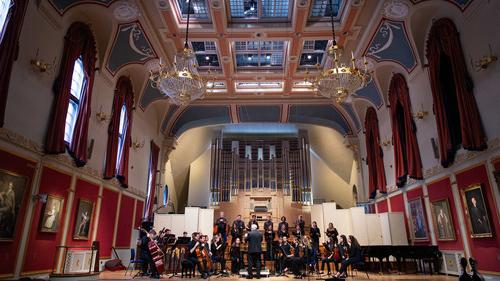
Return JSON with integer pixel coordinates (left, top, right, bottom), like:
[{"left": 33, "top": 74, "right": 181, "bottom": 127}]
[
  {"left": 461, "top": 184, "right": 492, "bottom": 238},
  {"left": 430, "top": 198, "right": 456, "bottom": 241},
  {"left": 40, "top": 195, "right": 64, "bottom": 233},
  {"left": 0, "top": 169, "right": 29, "bottom": 241},
  {"left": 408, "top": 197, "right": 429, "bottom": 241},
  {"left": 73, "top": 198, "right": 94, "bottom": 240}
]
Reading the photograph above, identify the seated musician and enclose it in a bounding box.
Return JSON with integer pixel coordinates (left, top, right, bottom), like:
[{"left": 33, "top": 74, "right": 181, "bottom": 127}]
[
  {"left": 292, "top": 224, "right": 303, "bottom": 239},
  {"left": 210, "top": 234, "right": 227, "bottom": 274},
  {"left": 334, "top": 235, "right": 362, "bottom": 279},
  {"left": 140, "top": 229, "right": 160, "bottom": 279},
  {"left": 278, "top": 223, "right": 289, "bottom": 238},
  {"left": 280, "top": 236, "right": 301, "bottom": 277},
  {"left": 335, "top": 235, "right": 350, "bottom": 273},
  {"left": 320, "top": 236, "right": 335, "bottom": 275},
  {"left": 301, "top": 236, "right": 316, "bottom": 274},
  {"left": 246, "top": 214, "right": 259, "bottom": 230},
  {"left": 230, "top": 237, "right": 243, "bottom": 274},
  {"left": 188, "top": 232, "right": 207, "bottom": 279}
]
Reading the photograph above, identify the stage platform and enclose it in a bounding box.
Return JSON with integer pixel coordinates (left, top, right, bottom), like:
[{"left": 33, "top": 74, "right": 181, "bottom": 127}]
[{"left": 98, "top": 270, "right": 458, "bottom": 281}]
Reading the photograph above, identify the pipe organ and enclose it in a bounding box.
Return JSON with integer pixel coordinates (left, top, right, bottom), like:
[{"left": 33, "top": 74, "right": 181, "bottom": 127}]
[{"left": 209, "top": 130, "right": 312, "bottom": 205}]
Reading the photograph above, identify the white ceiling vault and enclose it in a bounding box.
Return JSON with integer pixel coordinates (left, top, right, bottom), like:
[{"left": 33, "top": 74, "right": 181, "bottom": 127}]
[{"left": 45, "top": 0, "right": 475, "bottom": 138}]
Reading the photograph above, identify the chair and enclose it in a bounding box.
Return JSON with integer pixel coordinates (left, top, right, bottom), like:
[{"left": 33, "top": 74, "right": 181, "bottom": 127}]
[
  {"left": 350, "top": 250, "right": 369, "bottom": 279},
  {"left": 125, "top": 248, "right": 144, "bottom": 276},
  {"left": 181, "top": 260, "right": 195, "bottom": 278}
]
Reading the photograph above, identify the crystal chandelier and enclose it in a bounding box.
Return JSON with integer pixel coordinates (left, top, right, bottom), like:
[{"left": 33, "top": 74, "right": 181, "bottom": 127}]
[
  {"left": 149, "top": 0, "right": 208, "bottom": 105},
  {"left": 306, "top": 0, "right": 371, "bottom": 103}
]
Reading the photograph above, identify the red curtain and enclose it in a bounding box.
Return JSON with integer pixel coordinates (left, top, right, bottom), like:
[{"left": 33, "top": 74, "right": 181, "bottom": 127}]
[
  {"left": 104, "top": 76, "right": 134, "bottom": 188},
  {"left": 0, "top": 0, "right": 30, "bottom": 127},
  {"left": 145, "top": 140, "right": 160, "bottom": 221},
  {"left": 426, "top": 18, "right": 486, "bottom": 167},
  {"left": 365, "top": 107, "right": 387, "bottom": 199},
  {"left": 45, "top": 22, "right": 96, "bottom": 166},
  {"left": 389, "top": 73, "right": 423, "bottom": 187}
]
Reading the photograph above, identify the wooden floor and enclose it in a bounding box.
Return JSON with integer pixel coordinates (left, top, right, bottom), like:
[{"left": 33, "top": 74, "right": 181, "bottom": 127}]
[{"left": 99, "top": 270, "right": 457, "bottom": 281}]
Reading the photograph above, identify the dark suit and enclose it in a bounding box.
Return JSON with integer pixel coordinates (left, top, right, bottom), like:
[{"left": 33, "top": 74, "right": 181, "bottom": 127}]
[{"left": 246, "top": 230, "right": 263, "bottom": 278}]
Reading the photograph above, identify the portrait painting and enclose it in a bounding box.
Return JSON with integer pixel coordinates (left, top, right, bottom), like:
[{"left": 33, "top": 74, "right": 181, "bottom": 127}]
[
  {"left": 73, "top": 198, "right": 94, "bottom": 240},
  {"left": 408, "top": 197, "right": 429, "bottom": 241},
  {"left": 40, "top": 195, "right": 64, "bottom": 233},
  {"left": 431, "top": 199, "right": 456, "bottom": 241},
  {"left": 462, "top": 184, "right": 492, "bottom": 238},
  {"left": 0, "top": 169, "right": 28, "bottom": 241}
]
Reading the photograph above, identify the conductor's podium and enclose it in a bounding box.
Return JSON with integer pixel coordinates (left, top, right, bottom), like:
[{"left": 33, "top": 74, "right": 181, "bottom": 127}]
[{"left": 239, "top": 268, "right": 271, "bottom": 277}]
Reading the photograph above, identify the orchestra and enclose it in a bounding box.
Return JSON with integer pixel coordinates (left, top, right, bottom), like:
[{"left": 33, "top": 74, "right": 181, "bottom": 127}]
[{"left": 137, "top": 216, "right": 361, "bottom": 280}]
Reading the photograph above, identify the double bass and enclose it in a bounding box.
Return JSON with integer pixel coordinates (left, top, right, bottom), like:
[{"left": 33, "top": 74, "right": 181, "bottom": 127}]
[{"left": 140, "top": 228, "right": 166, "bottom": 274}]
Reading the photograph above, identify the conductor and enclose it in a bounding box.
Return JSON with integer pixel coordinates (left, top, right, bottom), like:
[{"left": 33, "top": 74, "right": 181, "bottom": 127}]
[{"left": 246, "top": 224, "right": 263, "bottom": 279}]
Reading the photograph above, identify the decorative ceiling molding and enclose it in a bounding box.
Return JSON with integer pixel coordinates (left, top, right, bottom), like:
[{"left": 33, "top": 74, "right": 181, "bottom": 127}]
[
  {"left": 138, "top": 80, "right": 164, "bottom": 111},
  {"left": 169, "top": 105, "right": 232, "bottom": 137},
  {"left": 409, "top": 0, "right": 474, "bottom": 12},
  {"left": 363, "top": 18, "right": 417, "bottom": 73},
  {"left": 341, "top": 103, "right": 361, "bottom": 132},
  {"left": 105, "top": 21, "right": 157, "bottom": 76},
  {"left": 48, "top": 0, "right": 114, "bottom": 15},
  {"left": 287, "top": 104, "right": 353, "bottom": 136},
  {"left": 353, "top": 80, "right": 384, "bottom": 108},
  {"left": 237, "top": 105, "right": 282, "bottom": 123}
]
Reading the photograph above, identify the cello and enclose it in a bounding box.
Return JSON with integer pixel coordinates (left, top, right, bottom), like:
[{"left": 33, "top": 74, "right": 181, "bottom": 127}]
[
  {"left": 195, "top": 236, "right": 213, "bottom": 272},
  {"left": 139, "top": 228, "right": 166, "bottom": 274}
]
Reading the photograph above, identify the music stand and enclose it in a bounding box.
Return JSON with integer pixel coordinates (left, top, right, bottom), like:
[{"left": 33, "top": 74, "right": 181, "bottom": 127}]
[{"left": 168, "top": 237, "right": 190, "bottom": 279}]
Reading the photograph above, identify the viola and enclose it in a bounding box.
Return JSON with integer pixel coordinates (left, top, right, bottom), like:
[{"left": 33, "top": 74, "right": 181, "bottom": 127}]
[
  {"left": 139, "top": 228, "right": 165, "bottom": 274},
  {"left": 332, "top": 245, "right": 341, "bottom": 261}
]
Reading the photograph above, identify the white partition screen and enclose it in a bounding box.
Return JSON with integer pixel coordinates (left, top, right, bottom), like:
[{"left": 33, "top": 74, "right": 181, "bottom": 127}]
[
  {"left": 332, "top": 209, "right": 353, "bottom": 239},
  {"left": 350, "top": 207, "right": 369, "bottom": 245},
  {"left": 185, "top": 207, "right": 200, "bottom": 236},
  {"left": 198, "top": 208, "right": 215, "bottom": 240},
  {"left": 322, "top": 202, "right": 336, "bottom": 230},
  {"left": 170, "top": 214, "right": 186, "bottom": 237},
  {"left": 365, "top": 214, "right": 383, "bottom": 245}
]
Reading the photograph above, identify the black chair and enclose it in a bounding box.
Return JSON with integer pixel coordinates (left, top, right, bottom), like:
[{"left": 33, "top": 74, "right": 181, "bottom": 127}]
[
  {"left": 350, "top": 251, "right": 369, "bottom": 279},
  {"left": 125, "top": 248, "right": 143, "bottom": 276},
  {"left": 181, "top": 260, "right": 195, "bottom": 278}
]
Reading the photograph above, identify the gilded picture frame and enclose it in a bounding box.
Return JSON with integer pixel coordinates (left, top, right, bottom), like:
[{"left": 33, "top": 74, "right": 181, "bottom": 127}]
[
  {"left": 0, "top": 169, "right": 29, "bottom": 241},
  {"left": 72, "top": 198, "right": 94, "bottom": 240},
  {"left": 408, "top": 197, "right": 430, "bottom": 241},
  {"left": 430, "top": 198, "right": 456, "bottom": 241},
  {"left": 40, "top": 194, "right": 65, "bottom": 233},
  {"left": 461, "top": 184, "right": 493, "bottom": 238}
]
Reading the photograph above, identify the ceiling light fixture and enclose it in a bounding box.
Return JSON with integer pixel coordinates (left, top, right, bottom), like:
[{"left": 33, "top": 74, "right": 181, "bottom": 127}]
[
  {"left": 149, "top": 0, "right": 210, "bottom": 105},
  {"left": 305, "top": 0, "right": 371, "bottom": 103}
]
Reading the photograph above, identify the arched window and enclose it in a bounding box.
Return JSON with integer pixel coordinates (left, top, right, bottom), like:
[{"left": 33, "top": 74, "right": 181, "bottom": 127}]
[
  {"left": 104, "top": 76, "right": 134, "bottom": 187},
  {"left": 144, "top": 141, "right": 160, "bottom": 220},
  {"left": 0, "top": 0, "right": 29, "bottom": 127},
  {"left": 426, "top": 18, "right": 486, "bottom": 167},
  {"left": 388, "top": 73, "right": 423, "bottom": 187},
  {"left": 45, "top": 22, "right": 97, "bottom": 167},
  {"left": 364, "top": 107, "right": 387, "bottom": 199}
]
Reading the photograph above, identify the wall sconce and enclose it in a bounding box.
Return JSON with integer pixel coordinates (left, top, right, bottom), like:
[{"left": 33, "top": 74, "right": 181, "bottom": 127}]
[
  {"left": 414, "top": 104, "right": 428, "bottom": 120},
  {"left": 32, "top": 193, "right": 48, "bottom": 203},
  {"left": 30, "top": 48, "right": 57, "bottom": 74},
  {"left": 470, "top": 44, "right": 497, "bottom": 72},
  {"left": 380, "top": 139, "right": 392, "bottom": 147},
  {"left": 132, "top": 139, "right": 145, "bottom": 150},
  {"left": 95, "top": 106, "right": 110, "bottom": 123}
]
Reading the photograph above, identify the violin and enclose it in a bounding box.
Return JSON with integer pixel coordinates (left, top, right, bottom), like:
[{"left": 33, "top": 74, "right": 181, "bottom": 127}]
[
  {"left": 332, "top": 245, "right": 341, "bottom": 261},
  {"left": 139, "top": 228, "right": 166, "bottom": 274}
]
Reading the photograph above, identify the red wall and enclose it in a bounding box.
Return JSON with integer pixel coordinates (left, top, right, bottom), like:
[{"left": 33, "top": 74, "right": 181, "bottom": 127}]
[
  {"left": 389, "top": 193, "right": 409, "bottom": 241},
  {"left": 376, "top": 199, "right": 388, "bottom": 213},
  {"left": 427, "top": 177, "right": 464, "bottom": 251},
  {"left": 0, "top": 150, "right": 36, "bottom": 276},
  {"left": 406, "top": 187, "right": 431, "bottom": 245},
  {"left": 134, "top": 200, "right": 144, "bottom": 229},
  {"left": 65, "top": 179, "right": 99, "bottom": 248},
  {"left": 115, "top": 195, "right": 135, "bottom": 248},
  {"left": 95, "top": 188, "right": 119, "bottom": 258},
  {"left": 22, "top": 167, "right": 72, "bottom": 274},
  {"left": 455, "top": 164, "right": 500, "bottom": 273}
]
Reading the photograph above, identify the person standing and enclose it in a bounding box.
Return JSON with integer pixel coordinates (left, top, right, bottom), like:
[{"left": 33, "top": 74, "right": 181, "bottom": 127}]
[
  {"left": 325, "top": 222, "right": 339, "bottom": 244},
  {"left": 310, "top": 221, "right": 321, "bottom": 251},
  {"left": 247, "top": 214, "right": 259, "bottom": 230},
  {"left": 278, "top": 216, "right": 289, "bottom": 234},
  {"left": 233, "top": 215, "right": 245, "bottom": 239},
  {"left": 296, "top": 215, "right": 305, "bottom": 234},
  {"left": 140, "top": 229, "right": 160, "bottom": 278},
  {"left": 216, "top": 211, "right": 228, "bottom": 242},
  {"left": 263, "top": 215, "right": 274, "bottom": 261},
  {"left": 246, "top": 224, "right": 263, "bottom": 279}
]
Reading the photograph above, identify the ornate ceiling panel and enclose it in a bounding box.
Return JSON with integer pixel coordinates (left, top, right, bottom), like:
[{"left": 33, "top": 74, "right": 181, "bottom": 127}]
[
  {"left": 169, "top": 106, "right": 232, "bottom": 137},
  {"left": 49, "top": 0, "right": 113, "bottom": 14},
  {"left": 288, "top": 104, "right": 352, "bottom": 136},
  {"left": 237, "top": 105, "right": 282, "bottom": 123},
  {"left": 353, "top": 80, "right": 384, "bottom": 108}
]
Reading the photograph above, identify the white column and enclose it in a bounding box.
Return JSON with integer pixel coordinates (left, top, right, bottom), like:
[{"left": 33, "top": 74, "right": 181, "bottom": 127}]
[
  {"left": 402, "top": 190, "right": 412, "bottom": 244},
  {"left": 485, "top": 159, "right": 500, "bottom": 217},
  {"left": 422, "top": 184, "right": 437, "bottom": 245},
  {"left": 91, "top": 184, "right": 104, "bottom": 243},
  {"left": 449, "top": 174, "right": 471, "bottom": 259},
  {"left": 55, "top": 174, "right": 77, "bottom": 273}
]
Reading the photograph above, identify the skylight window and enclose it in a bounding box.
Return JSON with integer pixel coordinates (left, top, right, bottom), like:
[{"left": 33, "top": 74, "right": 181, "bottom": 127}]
[
  {"left": 229, "top": 0, "right": 290, "bottom": 21},
  {"left": 207, "top": 81, "right": 227, "bottom": 93},
  {"left": 235, "top": 81, "right": 283, "bottom": 93},
  {"left": 234, "top": 41, "right": 286, "bottom": 69},
  {"left": 310, "top": 0, "right": 342, "bottom": 19},
  {"left": 190, "top": 41, "right": 220, "bottom": 70},
  {"left": 299, "top": 40, "right": 329, "bottom": 69},
  {"left": 176, "top": 0, "right": 209, "bottom": 19}
]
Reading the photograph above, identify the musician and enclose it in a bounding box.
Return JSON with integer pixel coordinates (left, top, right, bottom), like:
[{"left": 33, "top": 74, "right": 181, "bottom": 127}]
[
  {"left": 280, "top": 236, "right": 301, "bottom": 277},
  {"left": 310, "top": 221, "right": 321, "bottom": 251},
  {"left": 263, "top": 215, "right": 274, "bottom": 261},
  {"left": 188, "top": 232, "right": 208, "bottom": 279},
  {"left": 247, "top": 214, "right": 259, "bottom": 230},
  {"left": 325, "top": 222, "right": 339, "bottom": 244},
  {"left": 320, "top": 236, "right": 335, "bottom": 275},
  {"left": 296, "top": 215, "right": 305, "bottom": 234},
  {"left": 334, "top": 235, "right": 362, "bottom": 279},
  {"left": 292, "top": 224, "right": 303, "bottom": 239},
  {"left": 278, "top": 216, "right": 289, "bottom": 234},
  {"left": 278, "top": 223, "right": 289, "bottom": 238},
  {"left": 232, "top": 215, "right": 245, "bottom": 240},
  {"left": 231, "top": 223, "right": 240, "bottom": 245},
  {"left": 245, "top": 224, "right": 263, "bottom": 279},
  {"left": 210, "top": 234, "right": 227, "bottom": 274},
  {"left": 216, "top": 211, "right": 228, "bottom": 243},
  {"left": 140, "top": 229, "right": 160, "bottom": 279},
  {"left": 301, "top": 236, "right": 315, "bottom": 274},
  {"left": 334, "top": 235, "right": 350, "bottom": 273},
  {"left": 230, "top": 237, "right": 243, "bottom": 274}
]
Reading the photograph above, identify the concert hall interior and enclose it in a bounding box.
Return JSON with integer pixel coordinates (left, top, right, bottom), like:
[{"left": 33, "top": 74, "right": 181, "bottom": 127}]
[{"left": 0, "top": 0, "right": 500, "bottom": 280}]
